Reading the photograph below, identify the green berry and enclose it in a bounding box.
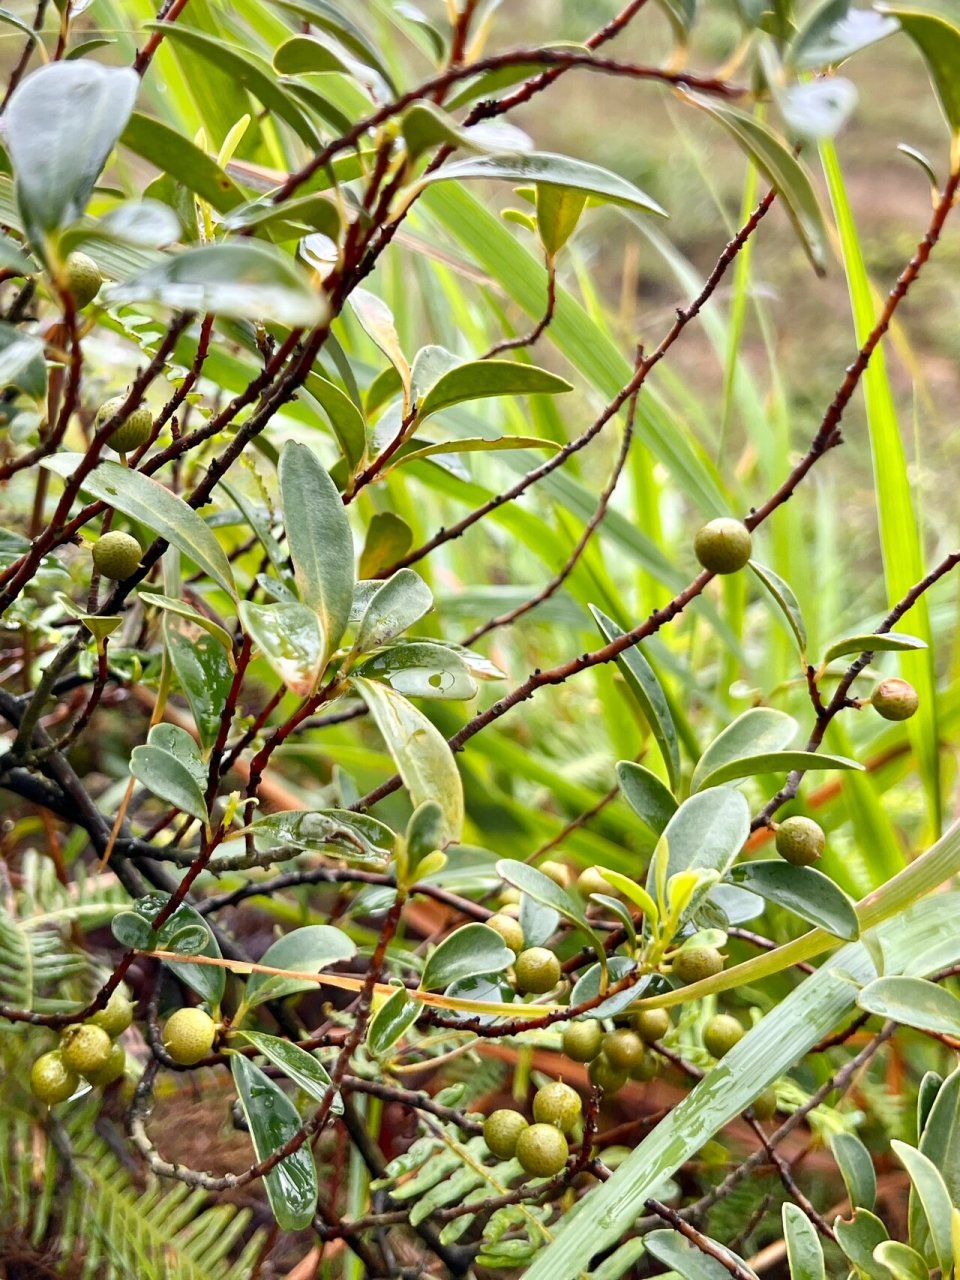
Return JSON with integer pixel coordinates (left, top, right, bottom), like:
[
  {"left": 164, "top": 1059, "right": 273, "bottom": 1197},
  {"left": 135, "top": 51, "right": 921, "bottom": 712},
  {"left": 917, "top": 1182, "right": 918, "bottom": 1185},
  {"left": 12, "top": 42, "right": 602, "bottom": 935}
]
[
  {"left": 577, "top": 866, "right": 613, "bottom": 898},
  {"left": 486, "top": 913, "right": 524, "bottom": 954},
  {"left": 750, "top": 1086, "right": 778, "bottom": 1121},
  {"left": 588, "top": 1054, "right": 627, "bottom": 1094},
  {"left": 483, "top": 1108, "right": 528, "bottom": 1159},
  {"left": 60, "top": 1023, "right": 112, "bottom": 1076},
  {"left": 515, "top": 1123, "right": 569, "bottom": 1178},
  {"left": 498, "top": 888, "right": 522, "bottom": 907},
  {"left": 871, "top": 677, "right": 919, "bottom": 722},
  {"left": 30, "top": 1051, "right": 79, "bottom": 1105},
  {"left": 693, "top": 518, "right": 752, "bottom": 575},
  {"left": 89, "top": 987, "right": 134, "bottom": 1039},
  {"left": 602, "top": 1029, "right": 646, "bottom": 1073},
  {"left": 62, "top": 251, "right": 102, "bottom": 309},
  {"left": 92, "top": 531, "right": 142, "bottom": 581},
  {"left": 163, "top": 1007, "right": 217, "bottom": 1065},
  {"left": 628, "top": 1048, "right": 659, "bottom": 1082},
  {"left": 633, "top": 1007, "right": 671, "bottom": 1043},
  {"left": 514, "top": 948, "right": 561, "bottom": 995},
  {"left": 703, "top": 1013, "right": 745, "bottom": 1059},
  {"left": 672, "top": 945, "right": 724, "bottom": 984},
  {"left": 83, "top": 1042, "right": 126, "bottom": 1088},
  {"left": 539, "top": 860, "right": 573, "bottom": 888},
  {"left": 533, "top": 1081, "right": 582, "bottom": 1133},
  {"left": 96, "top": 396, "right": 154, "bottom": 453},
  {"left": 561, "top": 1019, "right": 604, "bottom": 1063},
  {"left": 775, "top": 816, "right": 825, "bottom": 867}
]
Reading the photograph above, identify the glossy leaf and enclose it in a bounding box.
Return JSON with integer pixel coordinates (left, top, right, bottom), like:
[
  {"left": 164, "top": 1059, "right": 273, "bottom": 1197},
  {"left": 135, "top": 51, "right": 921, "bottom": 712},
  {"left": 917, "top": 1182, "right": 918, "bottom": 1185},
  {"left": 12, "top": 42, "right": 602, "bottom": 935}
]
[
  {"left": 164, "top": 619, "right": 234, "bottom": 751},
  {"left": 400, "top": 100, "right": 528, "bottom": 160},
  {"left": 649, "top": 787, "right": 751, "bottom": 893},
  {"left": 42, "top": 455, "right": 237, "bottom": 598},
  {"left": 253, "top": 809, "right": 396, "bottom": 868},
  {"left": 348, "top": 289, "right": 409, "bottom": 385},
  {"left": 279, "top": 441, "right": 354, "bottom": 659},
  {"left": 729, "top": 861, "right": 859, "bottom": 939},
  {"left": 231, "top": 1056, "right": 319, "bottom": 1231},
  {"left": 245, "top": 925, "right": 356, "bottom": 1008},
  {"left": 695, "top": 748, "right": 862, "bottom": 791},
  {"left": 823, "top": 631, "right": 926, "bottom": 663},
  {"left": 106, "top": 242, "right": 326, "bottom": 327},
  {"left": 691, "top": 708, "right": 797, "bottom": 793},
  {"left": 789, "top": 0, "right": 899, "bottom": 68},
  {"left": 749, "top": 561, "right": 807, "bottom": 655},
  {"left": 877, "top": 0, "right": 960, "bottom": 129},
  {"left": 891, "top": 1140, "right": 952, "bottom": 1274},
  {"left": 367, "top": 986, "right": 419, "bottom": 1056},
  {"left": 872, "top": 1242, "right": 929, "bottom": 1280},
  {"left": 121, "top": 113, "right": 245, "bottom": 214},
  {"left": 420, "top": 923, "right": 515, "bottom": 991},
  {"left": 645, "top": 1228, "right": 755, "bottom": 1279},
  {"left": 305, "top": 373, "right": 366, "bottom": 467},
  {"left": 239, "top": 600, "right": 325, "bottom": 696},
  {"left": 616, "top": 760, "right": 678, "bottom": 836},
  {"left": 592, "top": 608, "right": 681, "bottom": 789},
  {"left": 834, "top": 1209, "right": 890, "bottom": 1279},
  {"left": 121, "top": 892, "right": 224, "bottom": 1005},
  {"left": 110, "top": 911, "right": 152, "bottom": 949},
  {"left": 6, "top": 61, "right": 139, "bottom": 252},
  {"left": 354, "top": 642, "right": 476, "bottom": 700},
  {"left": 416, "top": 359, "right": 572, "bottom": 420},
  {"left": 351, "top": 676, "right": 463, "bottom": 845},
  {"left": 857, "top": 975, "right": 960, "bottom": 1035},
  {"left": 537, "top": 184, "right": 587, "bottom": 256},
  {"left": 782, "top": 1203, "right": 825, "bottom": 1280},
  {"left": 831, "top": 1131, "right": 877, "bottom": 1211},
  {"left": 497, "top": 859, "right": 605, "bottom": 959},
  {"left": 129, "top": 738, "right": 208, "bottom": 824},
  {"left": 237, "top": 1030, "right": 341, "bottom": 1113},
  {"left": 139, "top": 591, "right": 234, "bottom": 653},
  {"left": 392, "top": 435, "right": 559, "bottom": 467},
  {"left": 354, "top": 568, "right": 433, "bottom": 653}
]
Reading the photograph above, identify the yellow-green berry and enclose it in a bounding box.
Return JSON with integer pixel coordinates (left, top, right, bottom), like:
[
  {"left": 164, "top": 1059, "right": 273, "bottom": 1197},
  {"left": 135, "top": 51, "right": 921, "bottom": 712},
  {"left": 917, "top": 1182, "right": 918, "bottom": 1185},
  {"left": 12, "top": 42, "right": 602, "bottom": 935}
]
[
  {"left": 515, "top": 1123, "right": 569, "bottom": 1178},
  {"left": 96, "top": 396, "right": 154, "bottom": 453},
  {"left": 83, "top": 1042, "right": 126, "bottom": 1088},
  {"left": 533, "top": 1081, "right": 582, "bottom": 1133},
  {"left": 486, "top": 913, "right": 524, "bottom": 954},
  {"left": 775, "top": 816, "right": 825, "bottom": 867},
  {"left": 62, "top": 251, "right": 102, "bottom": 309},
  {"left": 89, "top": 987, "right": 134, "bottom": 1039},
  {"left": 576, "top": 866, "right": 613, "bottom": 898},
  {"left": 633, "top": 1007, "right": 671, "bottom": 1043},
  {"left": 602, "top": 1029, "right": 646, "bottom": 1073},
  {"left": 588, "top": 1054, "right": 627, "bottom": 1094},
  {"left": 694, "top": 518, "right": 752, "bottom": 575},
  {"left": 703, "top": 1014, "right": 745, "bottom": 1059},
  {"left": 750, "top": 1086, "right": 778, "bottom": 1121},
  {"left": 672, "top": 946, "right": 724, "bottom": 984},
  {"left": 163, "top": 1007, "right": 217, "bottom": 1065},
  {"left": 561, "top": 1018, "right": 603, "bottom": 1063},
  {"left": 92, "top": 531, "right": 142, "bottom": 581},
  {"left": 871, "top": 677, "right": 919, "bottom": 721},
  {"left": 514, "top": 947, "right": 561, "bottom": 995},
  {"left": 60, "top": 1023, "right": 112, "bottom": 1076},
  {"left": 628, "top": 1048, "right": 659, "bottom": 1082},
  {"left": 30, "top": 1051, "right": 79, "bottom": 1105},
  {"left": 539, "top": 860, "right": 572, "bottom": 888},
  {"left": 483, "top": 1108, "right": 528, "bottom": 1159}
]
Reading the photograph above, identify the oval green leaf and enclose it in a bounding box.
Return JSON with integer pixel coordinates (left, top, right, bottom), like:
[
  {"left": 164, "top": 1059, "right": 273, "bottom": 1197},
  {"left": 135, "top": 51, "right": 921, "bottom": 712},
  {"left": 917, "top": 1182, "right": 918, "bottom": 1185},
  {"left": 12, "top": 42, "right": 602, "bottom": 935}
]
[
  {"left": 239, "top": 600, "right": 326, "bottom": 696},
  {"left": 245, "top": 925, "right": 357, "bottom": 1009},
  {"left": 856, "top": 975, "right": 960, "bottom": 1036},
  {"left": 691, "top": 708, "right": 798, "bottom": 793},
  {"left": 616, "top": 760, "right": 678, "bottom": 837},
  {"left": 237, "top": 1030, "right": 342, "bottom": 1113},
  {"left": 729, "top": 860, "right": 859, "bottom": 940},
  {"left": 420, "top": 923, "right": 515, "bottom": 991}
]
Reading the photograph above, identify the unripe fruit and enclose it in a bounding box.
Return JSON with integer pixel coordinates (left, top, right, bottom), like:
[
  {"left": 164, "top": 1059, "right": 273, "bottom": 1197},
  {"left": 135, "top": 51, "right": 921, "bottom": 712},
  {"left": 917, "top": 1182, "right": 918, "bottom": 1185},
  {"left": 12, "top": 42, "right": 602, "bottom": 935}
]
[
  {"left": 633, "top": 1007, "right": 671, "bottom": 1043},
  {"left": 89, "top": 987, "right": 134, "bottom": 1039},
  {"left": 539, "top": 860, "right": 572, "bottom": 889},
  {"left": 30, "top": 1052, "right": 79, "bottom": 1105},
  {"left": 62, "top": 251, "right": 102, "bottom": 309},
  {"left": 602, "top": 1029, "right": 646, "bottom": 1073},
  {"left": 628, "top": 1049, "right": 659, "bottom": 1082},
  {"left": 750, "top": 1086, "right": 777, "bottom": 1121},
  {"left": 588, "top": 1054, "right": 627, "bottom": 1094},
  {"left": 775, "top": 816, "right": 825, "bottom": 867},
  {"left": 499, "top": 888, "right": 522, "bottom": 907},
  {"left": 577, "top": 866, "right": 613, "bottom": 898},
  {"left": 515, "top": 1123, "right": 569, "bottom": 1178},
  {"left": 693, "top": 518, "right": 752, "bottom": 575},
  {"left": 533, "top": 1081, "right": 582, "bottom": 1133},
  {"left": 514, "top": 947, "right": 561, "bottom": 995},
  {"left": 83, "top": 1042, "right": 126, "bottom": 1088},
  {"left": 92, "top": 531, "right": 142, "bottom": 581},
  {"left": 561, "top": 1018, "right": 603, "bottom": 1063},
  {"left": 703, "top": 1014, "right": 745, "bottom": 1059},
  {"left": 487, "top": 913, "right": 524, "bottom": 954},
  {"left": 163, "top": 1007, "right": 217, "bottom": 1065},
  {"left": 871, "top": 677, "right": 919, "bottom": 722},
  {"left": 483, "top": 1108, "right": 528, "bottom": 1159},
  {"left": 672, "top": 945, "right": 724, "bottom": 984},
  {"left": 60, "top": 1023, "right": 112, "bottom": 1076},
  {"left": 96, "top": 396, "right": 154, "bottom": 453}
]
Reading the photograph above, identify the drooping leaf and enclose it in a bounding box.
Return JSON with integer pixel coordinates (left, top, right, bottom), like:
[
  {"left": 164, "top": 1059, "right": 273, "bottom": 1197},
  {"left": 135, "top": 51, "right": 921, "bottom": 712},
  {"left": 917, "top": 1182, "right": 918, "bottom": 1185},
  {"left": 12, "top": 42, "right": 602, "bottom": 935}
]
[
  {"left": 616, "top": 760, "right": 678, "bottom": 836},
  {"left": 164, "top": 619, "right": 234, "bottom": 751},
  {"left": 823, "top": 631, "right": 926, "bottom": 664},
  {"left": 239, "top": 600, "right": 326, "bottom": 696},
  {"left": 245, "top": 925, "right": 356, "bottom": 1009},
  {"left": 496, "top": 859, "right": 605, "bottom": 960},
  {"left": 749, "top": 560, "right": 807, "bottom": 656},
  {"left": 728, "top": 861, "right": 860, "bottom": 940},
  {"left": 856, "top": 975, "right": 960, "bottom": 1036},
  {"left": 231, "top": 1055, "right": 319, "bottom": 1230},
  {"left": 139, "top": 591, "right": 234, "bottom": 652},
  {"left": 416, "top": 359, "right": 572, "bottom": 420},
  {"left": 236, "top": 1030, "right": 342, "bottom": 1112},
  {"left": 420, "top": 923, "right": 515, "bottom": 991},
  {"left": 695, "top": 749, "right": 862, "bottom": 791},
  {"left": 691, "top": 707, "right": 797, "bottom": 792}
]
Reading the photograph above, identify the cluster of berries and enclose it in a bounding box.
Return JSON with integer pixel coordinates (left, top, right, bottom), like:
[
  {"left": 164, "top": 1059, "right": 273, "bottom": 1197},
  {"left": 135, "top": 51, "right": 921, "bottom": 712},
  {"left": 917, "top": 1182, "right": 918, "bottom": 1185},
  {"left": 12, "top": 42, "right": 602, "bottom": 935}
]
[{"left": 30, "top": 987, "right": 133, "bottom": 1104}]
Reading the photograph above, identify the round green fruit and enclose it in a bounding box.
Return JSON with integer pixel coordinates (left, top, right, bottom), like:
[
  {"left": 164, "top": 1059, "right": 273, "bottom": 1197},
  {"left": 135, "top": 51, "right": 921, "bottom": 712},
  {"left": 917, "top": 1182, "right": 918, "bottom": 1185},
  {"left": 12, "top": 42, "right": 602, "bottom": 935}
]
[
  {"left": 775, "top": 816, "right": 825, "bottom": 867},
  {"left": 561, "top": 1018, "right": 603, "bottom": 1063},
  {"left": 515, "top": 1123, "right": 569, "bottom": 1178},
  {"left": 533, "top": 1081, "right": 582, "bottom": 1133},
  {"left": 633, "top": 1007, "right": 671, "bottom": 1043},
  {"left": 576, "top": 866, "right": 613, "bottom": 898},
  {"left": 750, "top": 1086, "right": 778, "bottom": 1121},
  {"left": 84, "top": 1042, "right": 126, "bottom": 1088},
  {"left": 92, "top": 531, "right": 142, "bottom": 581},
  {"left": 483, "top": 1108, "right": 528, "bottom": 1159},
  {"left": 587, "top": 1054, "right": 627, "bottom": 1094},
  {"left": 628, "top": 1049, "right": 659, "bottom": 1082},
  {"left": 486, "top": 913, "right": 524, "bottom": 954},
  {"left": 703, "top": 1014, "right": 745, "bottom": 1059},
  {"left": 163, "top": 1007, "right": 217, "bottom": 1065},
  {"left": 89, "top": 987, "right": 134, "bottom": 1039},
  {"left": 672, "top": 946, "right": 724, "bottom": 984},
  {"left": 30, "top": 1051, "right": 79, "bottom": 1105},
  {"left": 539, "top": 860, "right": 572, "bottom": 889},
  {"left": 871, "top": 677, "right": 919, "bottom": 722},
  {"left": 602, "top": 1029, "right": 645, "bottom": 1073},
  {"left": 60, "top": 1023, "right": 112, "bottom": 1076},
  {"left": 96, "top": 396, "right": 154, "bottom": 453},
  {"left": 62, "top": 251, "right": 102, "bottom": 309},
  {"left": 514, "top": 948, "right": 561, "bottom": 995},
  {"left": 693, "top": 518, "right": 752, "bottom": 575}
]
